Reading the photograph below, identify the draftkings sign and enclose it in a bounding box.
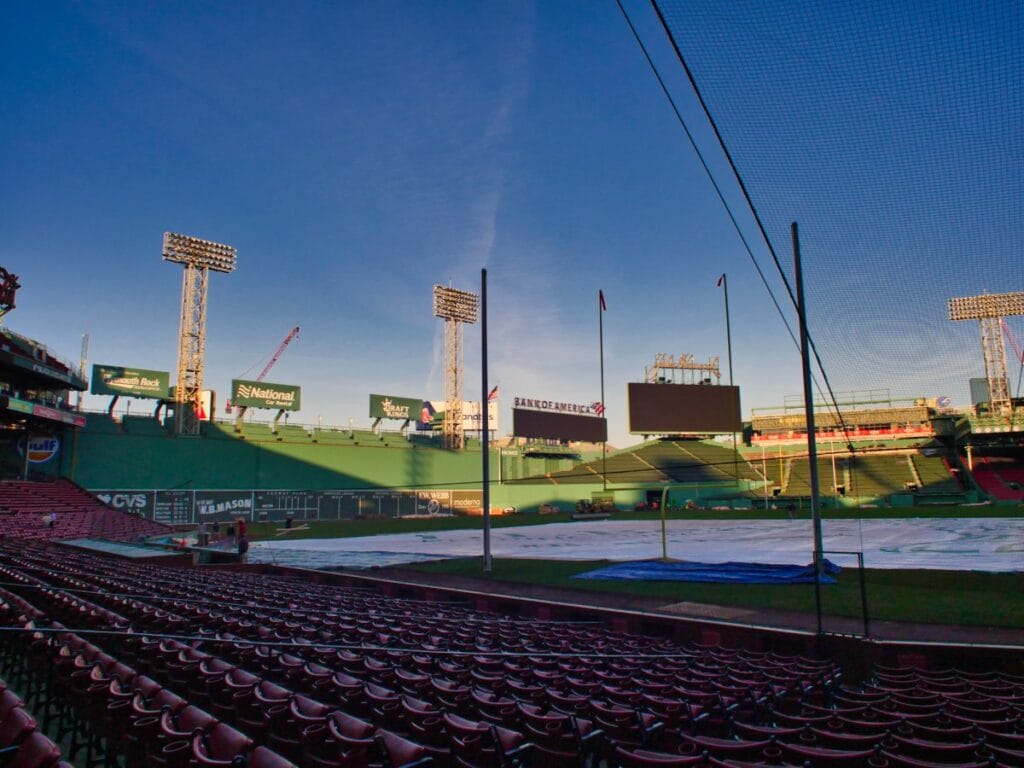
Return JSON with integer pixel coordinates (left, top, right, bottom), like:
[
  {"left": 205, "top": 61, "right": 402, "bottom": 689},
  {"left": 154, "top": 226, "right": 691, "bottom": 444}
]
[{"left": 369, "top": 394, "right": 421, "bottom": 420}]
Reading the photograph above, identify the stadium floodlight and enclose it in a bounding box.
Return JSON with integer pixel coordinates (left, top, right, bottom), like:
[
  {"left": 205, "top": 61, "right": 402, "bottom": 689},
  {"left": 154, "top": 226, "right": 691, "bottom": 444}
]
[
  {"left": 163, "top": 232, "right": 237, "bottom": 273},
  {"left": 947, "top": 291, "right": 1024, "bottom": 321},
  {"left": 948, "top": 290, "right": 1024, "bottom": 416},
  {"left": 164, "top": 232, "right": 237, "bottom": 435},
  {"left": 433, "top": 285, "right": 479, "bottom": 449},
  {"left": 433, "top": 285, "right": 479, "bottom": 323}
]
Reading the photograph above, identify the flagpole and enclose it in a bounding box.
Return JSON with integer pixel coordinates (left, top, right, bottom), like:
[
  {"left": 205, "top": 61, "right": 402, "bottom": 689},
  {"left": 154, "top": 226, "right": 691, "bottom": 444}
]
[{"left": 599, "top": 290, "right": 607, "bottom": 490}]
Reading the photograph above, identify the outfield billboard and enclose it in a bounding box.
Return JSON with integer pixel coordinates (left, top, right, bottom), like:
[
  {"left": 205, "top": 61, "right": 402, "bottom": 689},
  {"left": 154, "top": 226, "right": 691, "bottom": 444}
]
[
  {"left": 231, "top": 379, "right": 301, "bottom": 411},
  {"left": 90, "top": 487, "right": 475, "bottom": 523},
  {"left": 369, "top": 394, "right": 421, "bottom": 420},
  {"left": 416, "top": 400, "right": 498, "bottom": 432},
  {"left": 628, "top": 382, "right": 741, "bottom": 434},
  {"left": 91, "top": 365, "right": 169, "bottom": 399},
  {"left": 512, "top": 408, "right": 607, "bottom": 442}
]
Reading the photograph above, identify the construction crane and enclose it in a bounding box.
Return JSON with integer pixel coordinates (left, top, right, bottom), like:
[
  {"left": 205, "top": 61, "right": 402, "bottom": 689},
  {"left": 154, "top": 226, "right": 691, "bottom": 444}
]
[
  {"left": 255, "top": 326, "right": 300, "bottom": 382},
  {"left": 0, "top": 267, "right": 20, "bottom": 322},
  {"left": 1002, "top": 318, "right": 1023, "bottom": 366},
  {"left": 230, "top": 326, "right": 300, "bottom": 414}
]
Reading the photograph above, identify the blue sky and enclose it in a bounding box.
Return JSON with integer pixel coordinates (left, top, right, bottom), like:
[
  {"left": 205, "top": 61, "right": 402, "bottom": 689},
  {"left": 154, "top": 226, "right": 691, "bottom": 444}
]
[{"left": 2, "top": 2, "right": 1018, "bottom": 446}]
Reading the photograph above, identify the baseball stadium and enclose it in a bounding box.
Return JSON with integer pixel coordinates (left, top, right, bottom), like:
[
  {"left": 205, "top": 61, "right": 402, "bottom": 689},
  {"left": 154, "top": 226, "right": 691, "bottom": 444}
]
[{"left": 0, "top": 3, "right": 1021, "bottom": 768}]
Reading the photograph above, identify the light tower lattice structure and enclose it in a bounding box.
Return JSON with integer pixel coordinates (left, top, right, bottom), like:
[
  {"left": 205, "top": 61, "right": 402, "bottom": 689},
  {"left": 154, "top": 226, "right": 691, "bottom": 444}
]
[
  {"left": 948, "top": 291, "right": 1024, "bottom": 416},
  {"left": 163, "top": 232, "right": 237, "bottom": 435},
  {"left": 433, "top": 285, "right": 478, "bottom": 449}
]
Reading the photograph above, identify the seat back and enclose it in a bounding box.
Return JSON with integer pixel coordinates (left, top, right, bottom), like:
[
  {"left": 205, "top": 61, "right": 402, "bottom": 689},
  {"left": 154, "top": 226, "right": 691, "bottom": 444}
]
[
  {"left": 375, "top": 729, "right": 429, "bottom": 768},
  {"left": 247, "top": 746, "right": 297, "bottom": 768},
  {"left": 0, "top": 707, "right": 37, "bottom": 747},
  {"left": 7, "top": 731, "right": 62, "bottom": 768},
  {"left": 328, "top": 710, "right": 374, "bottom": 741}
]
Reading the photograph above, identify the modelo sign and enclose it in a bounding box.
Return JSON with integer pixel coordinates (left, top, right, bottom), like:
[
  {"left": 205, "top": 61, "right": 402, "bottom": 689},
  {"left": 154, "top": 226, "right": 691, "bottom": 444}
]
[
  {"left": 91, "top": 364, "right": 170, "bottom": 399},
  {"left": 231, "top": 379, "right": 301, "bottom": 411}
]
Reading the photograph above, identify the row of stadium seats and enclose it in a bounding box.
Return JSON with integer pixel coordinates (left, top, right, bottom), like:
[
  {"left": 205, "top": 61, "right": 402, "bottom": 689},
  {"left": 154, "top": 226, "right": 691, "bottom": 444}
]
[
  {"left": 0, "top": 479, "right": 168, "bottom": 541},
  {"left": 1, "top": 539, "right": 1021, "bottom": 765},
  {"left": 760, "top": 452, "right": 962, "bottom": 499},
  {"left": 970, "top": 458, "right": 1024, "bottom": 501},
  {"left": 535, "top": 439, "right": 752, "bottom": 486},
  {"left": 517, "top": 439, "right": 965, "bottom": 501},
  {"left": 0, "top": 664, "right": 69, "bottom": 767},
  {"left": 0, "top": 539, "right": 837, "bottom": 766},
  {"left": 0, "top": 588, "right": 296, "bottom": 767}
]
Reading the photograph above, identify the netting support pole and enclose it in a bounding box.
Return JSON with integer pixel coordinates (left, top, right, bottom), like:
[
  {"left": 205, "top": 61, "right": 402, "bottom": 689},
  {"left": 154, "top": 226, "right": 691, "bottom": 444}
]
[
  {"left": 481, "top": 268, "right": 492, "bottom": 573},
  {"left": 793, "top": 222, "right": 824, "bottom": 636}
]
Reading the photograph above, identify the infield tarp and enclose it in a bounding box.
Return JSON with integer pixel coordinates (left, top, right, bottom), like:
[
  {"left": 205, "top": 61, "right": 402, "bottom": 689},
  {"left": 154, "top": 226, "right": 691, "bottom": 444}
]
[
  {"left": 250, "top": 517, "right": 1024, "bottom": 571},
  {"left": 573, "top": 559, "right": 840, "bottom": 584}
]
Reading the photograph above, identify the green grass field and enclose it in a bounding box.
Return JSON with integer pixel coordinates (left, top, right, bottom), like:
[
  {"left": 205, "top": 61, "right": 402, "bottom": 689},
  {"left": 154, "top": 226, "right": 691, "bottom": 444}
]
[
  {"left": 245, "top": 507, "right": 1023, "bottom": 630},
  {"left": 408, "top": 557, "right": 1024, "bottom": 629}
]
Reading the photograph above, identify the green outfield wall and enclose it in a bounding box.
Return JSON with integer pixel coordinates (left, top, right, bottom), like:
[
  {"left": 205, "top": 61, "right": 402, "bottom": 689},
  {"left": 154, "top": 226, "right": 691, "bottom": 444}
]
[{"left": 34, "top": 422, "right": 647, "bottom": 523}]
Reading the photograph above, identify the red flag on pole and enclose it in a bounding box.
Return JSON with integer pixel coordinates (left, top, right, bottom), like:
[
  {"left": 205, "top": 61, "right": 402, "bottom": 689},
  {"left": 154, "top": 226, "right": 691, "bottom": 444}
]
[
  {"left": 717, "top": 274, "right": 725, "bottom": 287},
  {"left": 487, "top": 385, "right": 499, "bottom": 402},
  {"left": 599, "top": 290, "right": 606, "bottom": 311}
]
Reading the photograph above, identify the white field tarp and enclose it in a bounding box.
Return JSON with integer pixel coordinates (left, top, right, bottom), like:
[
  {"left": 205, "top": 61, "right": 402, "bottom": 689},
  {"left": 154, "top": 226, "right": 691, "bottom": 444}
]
[{"left": 249, "top": 517, "right": 1024, "bottom": 572}]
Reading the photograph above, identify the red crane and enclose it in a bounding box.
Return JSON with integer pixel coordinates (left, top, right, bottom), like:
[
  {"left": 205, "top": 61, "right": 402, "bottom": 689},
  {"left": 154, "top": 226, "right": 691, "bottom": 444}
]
[
  {"left": 255, "top": 326, "right": 300, "bottom": 382},
  {"left": 1002, "top": 319, "right": 1023, "bottom": 366},
  {"left": 230, "top": 326, "right": 300, "bottom": 414}
]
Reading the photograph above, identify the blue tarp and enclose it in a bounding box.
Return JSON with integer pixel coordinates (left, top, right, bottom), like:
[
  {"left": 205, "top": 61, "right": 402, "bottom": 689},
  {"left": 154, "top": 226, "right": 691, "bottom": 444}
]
[{"left": 572, "top": 559, "right": 841, "bottom": 584}]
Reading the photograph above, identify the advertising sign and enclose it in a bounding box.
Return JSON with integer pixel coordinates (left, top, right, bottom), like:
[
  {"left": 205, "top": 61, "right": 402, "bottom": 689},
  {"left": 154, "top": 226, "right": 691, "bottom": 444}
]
[
  {"left": 91, "top": 365, "right": 170, "bottom": 399},
  {"left": 513, "top": 396, "right": 602, "bottom": 416},
  {"left": 461, "top": 400, "right": 499, "bottom": 432},
  {"left": 3, "top": 396, "right": 86, "bottom": 427},
  {"left": 20, "top": 436, "right": 60, "bottom": 463},
  {"left": 416, "top": 400, "right": 498, "bottom": 432},
  {"left": 90, "top": 487, "right": 477, "bottom": 524},
  {"left": 5, "top": 353, "right": 81, "bottom": 386},
  {"left": 95, "top": 490, "right": 153, "bottom": 517},
  {"left": 628, "top": 382, "right": 742, "bottom": 434},
  {"left": 451, "top": 490, "right": 484, "bottom": 515},
  {"left": 231, "top": 379, "right": 301, "bottom": 411},
  {"left": 369, "top": 394, "right": 421, "bottom": 420},
  {"left": 195, "top": 490, "right": 254, "bottom": 521},
  {"left": 512, "top": 408, "right": 607, "bottom": 442},
  {"left": 31, "top": 403, "right": 86, "bottom": 427}
]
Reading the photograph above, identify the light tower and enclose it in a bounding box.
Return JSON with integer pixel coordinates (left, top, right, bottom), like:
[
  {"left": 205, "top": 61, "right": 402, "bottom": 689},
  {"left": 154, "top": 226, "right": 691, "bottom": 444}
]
[
  {"left": 948, "top": 291, "right": 1024, "bottom": 416},
  {"left": 433, "top": 285, "right": 479, "bottom": 449},
  {"left": 163, "top": 232, "right": 237, "bottom": 435}
]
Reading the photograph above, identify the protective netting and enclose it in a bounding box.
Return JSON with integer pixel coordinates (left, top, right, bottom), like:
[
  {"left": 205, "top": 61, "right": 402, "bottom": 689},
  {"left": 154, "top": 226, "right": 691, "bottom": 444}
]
[{"left": 652, "top": 0, "right": 1022, "bottom": 411}]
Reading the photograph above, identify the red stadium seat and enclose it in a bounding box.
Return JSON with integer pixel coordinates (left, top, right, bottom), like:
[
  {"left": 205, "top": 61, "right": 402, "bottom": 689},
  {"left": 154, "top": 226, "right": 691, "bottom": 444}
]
[{"left": 6, "top": 731, "right": 62, "bottom": 768}]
